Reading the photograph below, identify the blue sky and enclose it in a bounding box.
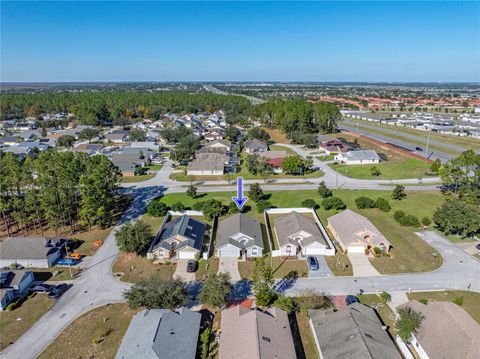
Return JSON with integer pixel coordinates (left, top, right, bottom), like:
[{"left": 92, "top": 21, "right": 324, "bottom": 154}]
[{"left": 1, "top": 1, "right": 479, "bottom": 82}]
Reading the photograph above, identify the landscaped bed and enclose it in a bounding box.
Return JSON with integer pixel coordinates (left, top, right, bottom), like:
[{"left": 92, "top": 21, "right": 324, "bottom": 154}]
[{"left": 37, "top": 303, "right": 137, "bottom": 359}]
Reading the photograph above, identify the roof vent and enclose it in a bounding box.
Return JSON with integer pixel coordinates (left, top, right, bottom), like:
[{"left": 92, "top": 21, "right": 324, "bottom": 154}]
[
  {"left": 262, "top": 336, "right": 271, "bottom": 342},
  {"left": 381, "top": 326, "right": 388, "bottom": 331}
]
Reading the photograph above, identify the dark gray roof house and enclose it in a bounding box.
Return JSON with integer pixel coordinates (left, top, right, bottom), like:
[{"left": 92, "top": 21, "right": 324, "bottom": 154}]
[
  {"left": 216, "top": 214, "right": 264, "bottom": 257},
  {"left": 115, "top": 307, "right": 202, "bottom": 359},
  {"left": 309, "top": 303, "right": 402, "bottom": 359},
  {"left": 245, "top": 139, "right": 268, "bottom": 153},
  {"left": 0, "top": 270, "right": 35, "bottom": 311},
  {"left": 0, "top": 237, "right": 65, "bottom": 268}
]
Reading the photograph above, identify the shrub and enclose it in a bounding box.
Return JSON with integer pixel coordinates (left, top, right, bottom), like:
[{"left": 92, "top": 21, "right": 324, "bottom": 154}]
[
  {"left": 192, "top": 201, "right": 207, "bottom": 211},
  {"left": 228, "top": 201, "right": 240, "bottom": 214},
  {"left": 393, "top": 210, "right": 406, "bottom": 222},
  {"left": 301, "top": 199, "right": 318, "bottom": 209},
  {"left": 419, "top": 298, "right": 429, "bottom": 305},
  {"left": 317, "top": 181, "right": 332, "bottom": 198},
  {"left": 355, "top": 196, "right": 375, "bottom": 209},
  {"left": 322, "top": 197, "right": 346, "bottom": 210},
  {"left": 395, "top": 213, "right": 420, "bottom": 227},
  {"left": 248, "top": 183, "right": 265, "bottom": 202},
  {"left": 374, "top": 197, "right": 391, "bottom": 212},
  {"left": 453, "top": 296, "right": 464, "bottom": 306},
  {"left": 202, "top": 199, "right": 226, "bottom": 220},
  {"left": 373, "top": 247, "right": 383, "bottom": 255},
  {"left": 256, "top": 200, "right": 272, "bottom": 213},
  {"left": 433, "top": 200, "right": 480, "bottom": 238},
  {"left": 116, "top": 220, "right": 153, "bottom": 255},
  {"left": 171, "top": 202, "right": 186, "bottom": 212},
  {"left": 147, "top": 200, "right": 168, "bottom": 217},
  {"left": 370, "top": 166, "right": 381, "bottom": 176},
  {"left": 421, "top": 217, "right": 432, "bottom": 226},
  {"left": 392, "top": 185, "right": 407, "bottom": 200},
  {"left": 296, "top": 289, "right": 332, "bottom": 314},
  {"left": 273, "top": 295, "right": 298, "bottom": 314}
]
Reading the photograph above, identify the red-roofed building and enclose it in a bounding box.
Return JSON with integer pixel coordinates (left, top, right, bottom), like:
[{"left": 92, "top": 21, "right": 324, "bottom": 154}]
[{"left": 267, "top": 157, "right": 284, "bottom": 173}]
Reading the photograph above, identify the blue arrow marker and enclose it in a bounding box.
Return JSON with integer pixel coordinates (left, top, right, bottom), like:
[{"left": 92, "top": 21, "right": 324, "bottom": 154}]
[{"left": 232, "top": 176, "right": 248, "bottom": 209}]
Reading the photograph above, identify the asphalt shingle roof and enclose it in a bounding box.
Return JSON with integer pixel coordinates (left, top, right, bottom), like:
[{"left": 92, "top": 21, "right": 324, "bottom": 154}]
[{"left": 216, "top": 214, "right": 264, "bottom": 250}]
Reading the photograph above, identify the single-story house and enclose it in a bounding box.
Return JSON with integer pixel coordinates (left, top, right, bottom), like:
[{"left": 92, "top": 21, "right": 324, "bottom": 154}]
[
  {"left": 73, "top": 143, "right": 105, "bottom": 155},
  {"left": 204, "top": 129, "right": 224, "bottom": 141},
  {"left": 148, "top": 215, "right": 207, "bottom": 261},
  {"left": 327, "top": 209, "right": 392, "bottom": 254},
  {"left": 220, "top": 305, "right": 296, "bottom": 359},
  {"left": 245, "top": 139, "right": 268, "bottom": 153},
  {"left": 273, "top": 211, "right": 332, "bottom": 256},
  {"left": 0, "top": 237, "right": 66, "bottom": 268},
  {"left": 0, "top": 270, "right": 35, "bottom": 311},
  {"left": 3, "top": 146, "right": 33, "bottom": 158},
  {"left": 105, "top": 130, "right": 130, "bottom": 143},
  {"left": 258, "top": 150, "right": 287, "bottom": 160},
  {"left": 205, "top": 139, "right": 231, "bottom": 152},
  {"left": 187, "top": 153, "right": 228, "bottom": 176},
  {"left": 116, "top": 307, "right": 201, "bottom": 359},
  {"left": 129, "top": 141, "right": 160, "bottom": 152},
  {"left": 266, "top": 157, "right": 284, "bottom": 173},
  {"left": 400, "top": 300, "right": 480, "bottom": 359},
  {"left": 309, "top": 303, "right": 402, "bottom": 359},
  {"left": 335, "top": 150, "right": 380, "bottom": 165},
  {"left": 111, "top": 159, "right": 138, "bottom": 176},
  {"left": 318, "top": 138, "right": 352, "bottom": 155},
  {"left": 216, "top": 214, "right": 264, "bottom": 258},
  {"left": 0, "top": 136, "right": 19, "bottom": 146}
]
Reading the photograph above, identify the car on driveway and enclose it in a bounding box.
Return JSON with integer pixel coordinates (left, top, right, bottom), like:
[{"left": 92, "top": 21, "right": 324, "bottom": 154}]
[
  {"left": 346, "top": 295, "right": 360, "bottom": 305},
  {"left": 186, "top": 260, "right": 197, "bottom": 273},
  {"left": 476, "top": 243, "right": 480, "bottom": 251},
  {"left": 48, "top": 283, "right": 69, "bottom": 299},
  {"left": 29, "top": 284, "right": 53, "bottom": 293},
  {"left": 56, "top": 258, "right": 78, "bottom": 266},
  {"left": 308, "top": 256, "right": 319, "bottom": 271}
]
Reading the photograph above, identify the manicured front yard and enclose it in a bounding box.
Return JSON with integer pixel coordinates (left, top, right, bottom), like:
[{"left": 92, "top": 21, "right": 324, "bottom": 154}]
[
  {"left": 159, "top": 189, "right": 446, "bottom": 274},
  {"left": 358, "top": 293, "right": 397, "bottom": 337},
  {"left": 238, "top": 256, "right": 308, "bottom": 279},
  {"left": 196, "top": 258, "right": 220, "bottom": 281},
  {"left": 121, "top": 173, "right": 155, "bottom": 183},
  {"left": 324, "top": 251, "right": 353, "bottom": 276},
  {"left": 407, "top": 291, "right": 480, "bottom": 324},
  {"left": 112, "top": 253, "right": 176, "bottom": 283},
  {"left": 0, "top": 293, "right": 54, "bottom": 351},
  {"left": 33, "top": 267, "right": 81, "bottom": 282},
  {"left": 38, "top": 304, "right": 137, "bottom": 359}
]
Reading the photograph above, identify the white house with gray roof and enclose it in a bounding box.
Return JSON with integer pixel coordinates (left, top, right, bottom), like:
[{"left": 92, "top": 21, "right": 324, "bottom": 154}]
[
  {"left": 335, "top": 150, "right": 380, "bottom": 165},
  {"left": 0, "top": 237, "right": 65, "bottom": 268},
  {"left": 216, "top": 214, "right": 264, "bottom": 258},
  {"left": 116, "top": 307, "right": 201, "bottom": 359}
]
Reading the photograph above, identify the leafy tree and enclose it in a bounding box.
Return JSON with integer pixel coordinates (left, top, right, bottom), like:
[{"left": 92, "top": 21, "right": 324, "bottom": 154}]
[
  {"left": 433, "top": 200, "right": 480, "bottom": 237},
  {"left": 282, "top": 155, "right": 304, "bottom": 175},
  {"left": 355, "top": 196, "right": 375, "bottom": 209},
  {"left": 186, "top": 184, "right": 198, "bottom": 199},
  {"left": 192, "top": 201, "right": 207, "bottom": 211},
  {"left": 147, "top": 200, "right": 168, "bottom": 217},
  {"left": 392, "top": 185, "right": 407, "bottom": 200},
  {"left": 171, "top": 202, "right": 186, "bottom": 212},
  {"left": 296, "top": 289, "right": 332, "bottom": 314},
  {"left": 396, "top": 307, "right": 424, "bottom": 342},
  {"left": 228, "top": 201, "right": 241, "bottom": 214},
  {"left": 202, "top": 199, "right": 225, "bottom": 220},
  {"left": 78, "top": 128, "right": 100, "bottom": 143},
  {"left": 374, "top": 197, "right": 391, "bottom": 212},
  {"left": 317, "top": 181, "right": 332, "bottom": 198},
  {"left": 256, "top": 200, "right": 272, "bottom": 213},
  {"left": 124, "top": 276, "right": 190, "bottom": 310},
  {"left": 421, "top": 217, "right": 432, "bottom": 227},
  {"left": 115, "top": 220, "right": 153, "bottom": 255},
  {"left": 393, "top": 210, "right": 406, "bottom": 222},
  {"left": 246, "top": 154, "right": 272, "bottom": 176},
  {"left": 130, "top": 129, "right": 146, "bottom": 142},
  {"left": 224, "top": 126, "right": 240, "bottom": 141},
  {"left": 252, "top": 258, "right": 275, "bottom": 307},
  {"left": 370, "top": 166, "right": 381, "bottom": 177},
  {"left": 273, "top": 295, "right": 298, "bottom": 314},
  {"left": 259, "top": 167, "right": 273, "bottom": 184},
  {"left": 248, "top": 183, "right": 265, "bottom": 202},
  {"left": 301, "top": 199, "right": 318, "bottom": 209},
  {"left": 322, "top": 197, "right": 346, "bottom": 210},
  {"left": 304, "top": 156, "right": 314, "bottom": 170},
  {"left": 57, "top": 135, "right": 76, "bottom": 148},
  {"left": 247, "top": 128, "right": 271, "bottom": 142},
  {"left": 429, "top": 158, "right": 441, "bottom": 174},
  {"left": 198, "top": 272, "right": 232, "bottom": 308}
]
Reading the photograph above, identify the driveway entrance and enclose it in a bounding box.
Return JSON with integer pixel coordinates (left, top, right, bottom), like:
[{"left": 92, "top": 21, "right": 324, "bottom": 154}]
[
  {"left": 218, "top": 257, "right": 241, "bottom": 282},
  {"left": 347, "top": 253, "right": 380, "bottom": 277},
  {"left": 174, "top": 259, "right": 196, "bottom": 282}
]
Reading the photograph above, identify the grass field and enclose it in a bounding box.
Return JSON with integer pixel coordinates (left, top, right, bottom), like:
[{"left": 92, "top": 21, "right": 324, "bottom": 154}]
[
  {"left": 407, "top": 291, "right": 480, "bottom": 324},
  {"left": 38, "top": 304, "right": 137, "bottom": 359},
  {"left": 238, "top": 256, "right": 308, "bottom": 279},
  {"left": 331, "top": 134, "right": 433, "bottom": 180},
  {"left": 112, "top": 253, "right": 176, "bottom": 283},
  {"left": 262, "top": 127, "right": 291, "bottom": 144},
  {"left": 121, "top": 173, "right": 155, "bottom": 183},
  {"left": 0, "top": 294, "right": 54, "bottom": 351},
  {"left": 159, "top": 189, "right": 446, "bottom": 274}
]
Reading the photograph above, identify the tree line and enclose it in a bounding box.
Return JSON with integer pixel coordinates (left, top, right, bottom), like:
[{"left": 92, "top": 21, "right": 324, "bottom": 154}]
[{"left": 0, "top": 150, "right": 121, "bottom": 237}]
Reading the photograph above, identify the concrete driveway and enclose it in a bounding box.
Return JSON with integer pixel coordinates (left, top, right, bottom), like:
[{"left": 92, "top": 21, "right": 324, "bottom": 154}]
[
  {"left": 218, "top": 257, "right": 241, "bottom": 282},
  {"left": 347, "top": 253, "right": 381, "bottom": 277},
  {"left": 174, "top": 259, "right": 196, "bottom": 282},
  {"left": 307, "top": 255, "right": 334, "bottom": 278}
]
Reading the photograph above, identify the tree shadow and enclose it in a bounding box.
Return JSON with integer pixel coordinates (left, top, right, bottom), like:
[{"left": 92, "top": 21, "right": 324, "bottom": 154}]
[
  {"left": 288, "top": 313, "right": 307, "bottom": 359},
  {"left": 275, "top": 270, "right": 298, "bottom": 293},
  {"left": 229, "top": 279, "right": 252, "bottom": 300}
]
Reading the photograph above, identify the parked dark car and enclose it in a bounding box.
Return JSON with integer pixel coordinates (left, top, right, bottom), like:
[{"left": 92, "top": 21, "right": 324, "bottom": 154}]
[
  {"left": 415, "top": 146, "right": 423, "bottom": 151},
  {"left": 29, "top": 284, "right": 53, "bottom": 293},
  {"left": 307, "top": 256, "right": 319, "bottom": 271},
  {"left": 346, "top": 295, "right": 360, "bottom": 305},
  {"left": 186, "top": 260, "right": 197, "bottom": 273},
  {"left": 476, "top": 243, "right": 480, "bottom": 251},
  {"left": 48, "top": 283, "right": 68, "bottom": 299}
]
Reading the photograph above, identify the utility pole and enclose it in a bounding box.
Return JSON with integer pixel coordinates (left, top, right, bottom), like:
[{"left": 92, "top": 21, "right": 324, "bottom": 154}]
[{"left": 425, "top": 127, "right": 432, "bottom": 161}]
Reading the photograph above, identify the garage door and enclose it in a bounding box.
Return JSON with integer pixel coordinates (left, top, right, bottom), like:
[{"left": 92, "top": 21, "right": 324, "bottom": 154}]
[
  {"left": 347, "top": 246, "right": 365, "bottom": 254},
  {"left": 304, "top": 248, "right": 325, "bottom": 255},
  {"left": 177, "top": 251, "right": 196, "bottom": 259},
  {"left": 218, "top": 248, "right": 240, "bottom": 257}
]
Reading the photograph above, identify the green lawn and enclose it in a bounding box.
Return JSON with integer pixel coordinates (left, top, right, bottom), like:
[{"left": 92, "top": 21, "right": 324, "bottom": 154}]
[
  {"left": 144, "top": 164, "right": 163, "bottom": 171},
  {"left": 238, "top": 256, "right": 308, "bottom": 279},
  {"left": 33, "top": 268, "right": 81, "bottom": 281},
  {"left": 358, "top": 294, "right": 397, "bottom": 337},
  {"left": 38, "top": 304, "right": 137, "bottom": 359},
  {"left": 112, "top": 253, "right": 176, "bottom": 283},
  {"left": 160, "top": 189, "right": 447, "bottom": 274},
  {"left": 407, "top": 291, "right": 480, "bottom": 324},
  {"left": 196, "top": 257, "right": 220, "bottom": 281},
  {"left": 324, "top": 251, "right": 353, "bottom": 276},
  {"left": 0, "top": 293, "right": 54, "bottom": 351},
  {"left": 121, "top": 173, "right": 155, "bottom": 183}
]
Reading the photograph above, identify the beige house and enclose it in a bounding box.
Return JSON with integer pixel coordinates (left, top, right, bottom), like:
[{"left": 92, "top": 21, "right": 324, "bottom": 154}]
[
  {"left": 400, "top": 300, "right": 480, "bottom": 359},
  {"left": 219, "top": 305, "right": 296, "bottom": 359},
  {"left": 328, "top": 209, "right": 392, "bottom": 254}
]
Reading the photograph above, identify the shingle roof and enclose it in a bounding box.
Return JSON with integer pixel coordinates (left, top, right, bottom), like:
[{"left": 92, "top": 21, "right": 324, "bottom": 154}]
[
  {"left": 245, "top": 139, "right": 268, "bottom": 150},
  {"left": 216, "top": 214, "right": 264, "bottom": 250},
  {"left": 258, "top": 150, "right": 287, "bottom": 159},
  {"left": 0, "top": 270, "right": 33, "bottom": 288},
  {"left": 152, "top": 215, "right": 206, "bottom": 252},
  {"left": 328, "top": 210, "right": 391, "bottom": 248},
  {"left": 401, "top": 300, "right": 480, "bottom": 359},
  {"left": 309, "top": 303, "right": 402, "bottom": 359},
  {"left": 273, "top": 212, "right": 328, "bottom": 248},
  {"left": 345, "top": 150, "right": 380, "bottom": 161},
  {"left": 219, "top": 306, "right": 296, "bottom": 359},
  {"left": 116, "top": 308, "right": 201, "bottom": 359},
  {"left": 0, "top": 237, "right": 61, "bottom": 261}
]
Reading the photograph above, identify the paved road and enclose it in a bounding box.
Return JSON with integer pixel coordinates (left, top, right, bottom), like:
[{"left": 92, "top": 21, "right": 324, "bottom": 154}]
[
  {"left": 342, "top": 118, "right": 468, "bottom": 153},
  {"left": 283, "top": 232, "right": 480, "bottom": 296},
  {"left": 338, "top": 122, "right": 453, "bottom": 162}
]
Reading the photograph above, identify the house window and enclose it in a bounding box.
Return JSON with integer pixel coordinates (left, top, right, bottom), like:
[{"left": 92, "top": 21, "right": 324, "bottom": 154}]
[
  {"left": 158, "top": 251, "right": 164, "bottom": 257},
  {"left": 252, "top": 248, "right": 258, "bottom": 256},
  {"left": 286, "top": 245, "right": 292, "bottom": 253}
]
